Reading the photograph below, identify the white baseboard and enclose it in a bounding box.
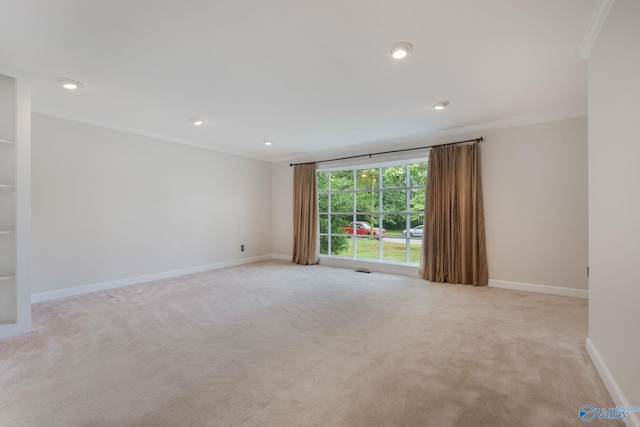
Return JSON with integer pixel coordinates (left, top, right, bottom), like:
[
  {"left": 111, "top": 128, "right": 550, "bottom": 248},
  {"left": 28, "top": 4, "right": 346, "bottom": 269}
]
[
  {"left": 586, "top": 338, "right": 640, "bottom": 427},
  {"left": 488, "top": 279, "right": 588, "bottom": 299},
  {"left": 32, "top": 256, "right": 589, "bottom": 303},
  {"left": 0, "top": 322, "right": 31, "bottom": 342},
  {"left": 314, "top": 258, "right": 589, "bottom": 297},
  {"left": 31, "top": 255, "right": 273, "bottom": 303}
]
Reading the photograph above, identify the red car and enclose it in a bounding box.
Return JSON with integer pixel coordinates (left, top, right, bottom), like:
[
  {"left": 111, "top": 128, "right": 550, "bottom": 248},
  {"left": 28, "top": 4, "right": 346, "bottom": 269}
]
[{"left": 340, "top": 221, "right": 387, "bottom": 237}]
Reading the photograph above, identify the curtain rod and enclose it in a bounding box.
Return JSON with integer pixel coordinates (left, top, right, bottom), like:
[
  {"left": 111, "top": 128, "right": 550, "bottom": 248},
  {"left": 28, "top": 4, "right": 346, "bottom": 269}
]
[{"left": 289, "top": 137, "right": 484, "bottom": 167}]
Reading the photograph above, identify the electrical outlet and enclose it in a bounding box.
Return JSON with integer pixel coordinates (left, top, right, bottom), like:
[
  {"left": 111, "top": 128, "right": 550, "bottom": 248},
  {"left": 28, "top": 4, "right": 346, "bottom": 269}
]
[{"left": 241, "top": 245, "right": 245, "bottom": 252}]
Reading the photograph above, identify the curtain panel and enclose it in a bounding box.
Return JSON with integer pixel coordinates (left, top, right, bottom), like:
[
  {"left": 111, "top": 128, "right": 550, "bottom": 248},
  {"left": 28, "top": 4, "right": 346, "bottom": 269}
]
[
  {"left": 292, "top": 163, "right": 319, "bottom": 265},
  {"left": 420, "top": 144, "right": 488, "bottom": 285}
]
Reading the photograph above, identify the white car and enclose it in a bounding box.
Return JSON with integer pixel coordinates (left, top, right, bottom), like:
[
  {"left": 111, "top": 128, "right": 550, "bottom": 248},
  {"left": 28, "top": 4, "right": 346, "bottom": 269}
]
[{"left": 402, "top": 224, "right": 423, "bottom": 237}]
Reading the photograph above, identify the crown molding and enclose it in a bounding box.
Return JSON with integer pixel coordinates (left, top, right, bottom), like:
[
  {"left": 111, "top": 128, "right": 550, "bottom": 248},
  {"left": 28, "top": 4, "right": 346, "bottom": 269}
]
[
  {"left": 577, "top": 0, "right": 615, "bottom": 60},
  {"left": 31, "top": 111, "right": 273, "bottom": 163},
  {"left": 0, "top": 63, "right": 39, "bottom": 81},
  {"left": 276, "top": 109, "right": 588, "bottom": 164},
  {"left": 34, "top": 108, "right": 587, "bottom": 166},
  {"left": 432, "top": 109, "right": 588, "bottom": 137}
]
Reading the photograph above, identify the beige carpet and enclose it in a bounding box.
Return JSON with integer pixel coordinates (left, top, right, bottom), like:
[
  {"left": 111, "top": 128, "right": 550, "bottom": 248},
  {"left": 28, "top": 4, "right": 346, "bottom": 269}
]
[{"left": 0, "top": 261, "right": 620, "bottom": 426}]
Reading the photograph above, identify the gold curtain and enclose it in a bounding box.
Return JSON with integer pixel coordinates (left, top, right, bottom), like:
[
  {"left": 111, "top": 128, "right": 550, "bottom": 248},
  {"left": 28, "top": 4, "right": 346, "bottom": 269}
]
[
  {"left": 292, "top": 163, "right": 319, "bottom": 265},
  {"left": 419, "top": 144, "right": 488, "bottom": 285}
]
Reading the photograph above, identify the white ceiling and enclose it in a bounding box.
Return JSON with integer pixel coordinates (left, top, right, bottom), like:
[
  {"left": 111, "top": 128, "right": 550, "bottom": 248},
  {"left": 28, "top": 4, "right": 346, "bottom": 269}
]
[{"left": 0, "top": 0, "right": 597, "bottom": 162}]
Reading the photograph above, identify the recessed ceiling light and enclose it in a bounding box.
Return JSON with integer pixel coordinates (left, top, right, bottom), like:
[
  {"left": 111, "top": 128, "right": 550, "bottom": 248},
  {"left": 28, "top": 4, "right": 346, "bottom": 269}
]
[
  {"left": 433, "top": 101, "right": 450, "bottom": 110},
  {"left": 191, "top": 119, "right": 204, "bottom": 126},
  {"left": 57, "top": 78, "right": 83, "bottom": 90},
  {"left": 390, "top": 42, "right": 413, "bottom": 59},
  {"left": 264, "top": 141, "right": 273, "bottom": 146}
]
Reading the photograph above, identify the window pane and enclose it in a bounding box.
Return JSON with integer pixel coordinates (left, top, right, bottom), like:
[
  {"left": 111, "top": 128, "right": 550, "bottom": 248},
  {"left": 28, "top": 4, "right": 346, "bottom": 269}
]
[
  {"left": 335, "top": 236, "right": 354, "bottom": 256},
  {"left": 331, "top": 214, "right": 353, "bottom": 234},
  {"left": 330, "top": 192, "right": 353, "bottom": 213},
  {"left": 356, "top": 237, "right": 379, "bottom": 260},
  {"left": 348, "top": 215, "right": 387, "bottom": 239},
  {"left": 356, "top": 192, "right": 379, "bottom": 213},
  {"left": 409, "top": 162, "right": 427, "bottom": 187},
  {"left": 410, "top": 239, "right": 422, "bottom": 264},
  {"left": 356, "top": 168, "right": 379, "bottom": 190},
  {"left": 410, "top": 188, "right": 425, "bottom": 213},
  {"left": 383, "top": 238, "right": 408, "bottom": 262},
  {"left": 382, "top": 165, "right": 407, "bottom": 189},
  {"left": 382, "top": 214, "right": 404, "bottom": 235},
  {"left": 319, "top": 214, "right": 328, "bottom": 233},
  {"left": 410, "top": 215, "right": 424, "bottom": 230},
  {"left": 331, "top": 170, "right": 353, "bottom": 191},
  {"left": 408, "top": 224, "right": 424, "bottom": 240},
  {"left": 382, "top": 190, "right": 406, "bottom": 213},
  {"left": 319, "top": 193, "right": 328, "bottom": 213},
  {"left": 317, "top": 171, "right": 329, "bottom": 192},
  {"left": 319, "top": 236, "right": 329, "bottom": 255},
  {"left": 356, "top": 214, "right": 374, "bottom": 223}
]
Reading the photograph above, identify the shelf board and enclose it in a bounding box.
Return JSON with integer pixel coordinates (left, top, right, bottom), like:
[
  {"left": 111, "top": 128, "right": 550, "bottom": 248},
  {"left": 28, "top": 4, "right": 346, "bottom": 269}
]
[
  {"left": 0, "top": 230, "right": 15, "bottom": 235},
  {"left": 0, "top": 275, "right": 16, "bottom": 281},
  {"left": 0, "top": 139, "right": 15, "bottom": 145},
  {"left": 0, "top": 184, "right": 15, "bottom": 189}
]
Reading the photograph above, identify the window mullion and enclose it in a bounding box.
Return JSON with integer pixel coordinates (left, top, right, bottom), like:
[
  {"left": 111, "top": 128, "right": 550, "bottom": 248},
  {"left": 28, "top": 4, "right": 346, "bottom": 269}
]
[
  {"left": 406, "top": 163, "right": 411, "bottom": 263},
  {"left": 352, "top": 169, "right": 356, "bottom": 259},
  {"left": 378, "top": 167, "right": 383, "bottom": 261},
  {"left": 327, "top": 172, "right": 331, "bottom": 255}
]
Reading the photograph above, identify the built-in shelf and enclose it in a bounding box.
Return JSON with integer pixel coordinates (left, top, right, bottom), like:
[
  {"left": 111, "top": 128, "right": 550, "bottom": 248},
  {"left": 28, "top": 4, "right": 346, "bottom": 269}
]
[{"left": 0, "top": 70, "right": 31, "bottom": 340}]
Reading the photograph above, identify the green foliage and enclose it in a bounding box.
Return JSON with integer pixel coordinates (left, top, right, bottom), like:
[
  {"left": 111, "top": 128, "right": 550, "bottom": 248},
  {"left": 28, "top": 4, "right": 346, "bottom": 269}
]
[
  {"left": 317, "top": 171, "right": 329, "bottom": 192},
  {"left": 330, "top": 170, "right": 353, "bottom": 191},
  {"left": 330, "top": 192, "right": 353, "bottom": 213},
  {"left": 409, "top": 162, "right": 428, "bottom": 187},
  {"left": 356, "top": 168, "right": 379, "bottom": 190},
  {"left": 320, "top": 215, "right": 350, "bottom": 255},
  {"left": 382, "top": 165, "right": 407, "bottom": 188},
  {"left": 320, "top": 235, "right": 350, "bottom": 255}
]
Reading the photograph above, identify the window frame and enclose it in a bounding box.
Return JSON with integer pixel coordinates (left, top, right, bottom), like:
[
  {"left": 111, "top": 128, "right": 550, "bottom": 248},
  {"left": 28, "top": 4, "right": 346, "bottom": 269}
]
[{"left": 317, "top": 157, "right": 427, "bottom": 265}]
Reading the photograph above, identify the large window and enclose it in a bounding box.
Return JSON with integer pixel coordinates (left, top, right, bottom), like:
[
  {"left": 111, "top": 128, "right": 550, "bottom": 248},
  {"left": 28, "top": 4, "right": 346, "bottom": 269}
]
[{"left": 317, "top": 159, "right": 427, "bottom": 265}]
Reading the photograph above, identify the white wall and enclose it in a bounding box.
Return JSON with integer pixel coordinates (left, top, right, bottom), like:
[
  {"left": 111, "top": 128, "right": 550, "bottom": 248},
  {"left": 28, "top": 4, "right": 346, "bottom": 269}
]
[
  {"left": 482, "top": 118, "right": 588, "bottom": 290},
  {"left": 31, "top": 114, "right": 272, "bottom": 294},
  {"left": 588, "top": 0, "right": 640, "bottom": 419},
  {"left": 272, "top": 117, "right": 589, "bottom": 291}
]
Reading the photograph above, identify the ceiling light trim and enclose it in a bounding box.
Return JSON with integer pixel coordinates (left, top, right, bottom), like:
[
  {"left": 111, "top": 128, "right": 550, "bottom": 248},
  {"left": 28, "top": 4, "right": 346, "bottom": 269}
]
[
  {"left": 577, "top": 0, "right": 615, "bottom": 59},
  {"left": 390, "top": 42, "right": 413, "bottom": 59},
  {"left": 56, "top": 78, "right": 84, "bottom": 90},
  {"left": 433, "top": 101, "right": 450, "bottom": 110}
]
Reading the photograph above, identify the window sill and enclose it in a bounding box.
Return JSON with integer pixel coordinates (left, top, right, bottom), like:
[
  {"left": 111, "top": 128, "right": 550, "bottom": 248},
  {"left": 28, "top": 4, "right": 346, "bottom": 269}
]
[{"left": 318, "top": 256, "right": 420, "bottom": 278}]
